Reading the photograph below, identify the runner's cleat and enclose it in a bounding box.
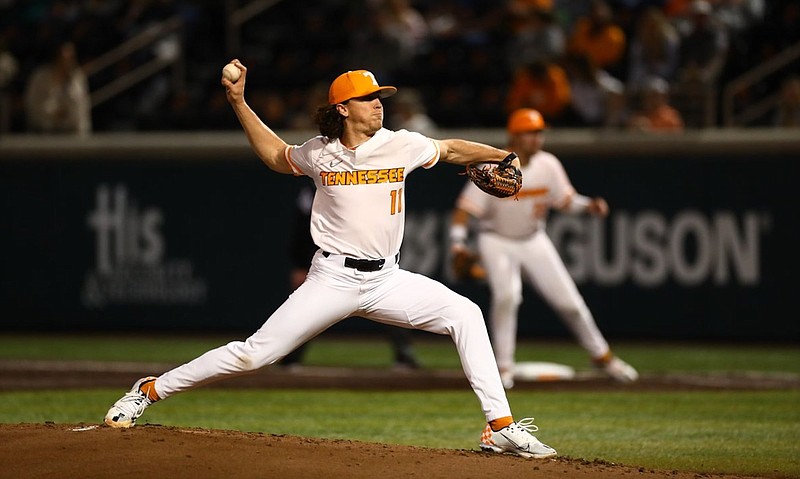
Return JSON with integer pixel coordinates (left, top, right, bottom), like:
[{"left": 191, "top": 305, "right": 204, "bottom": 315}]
[
  {"left": 500, "top": 369, "right": 515, "bottom": 389},
  {"left": 596, "top": 355, "right": 639, "bottom": 383}
]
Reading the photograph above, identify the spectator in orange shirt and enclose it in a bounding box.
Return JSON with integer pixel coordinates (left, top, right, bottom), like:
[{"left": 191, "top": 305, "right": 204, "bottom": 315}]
[
  {"left": 627, "top": 76, "right": 684, "bottom": 133},
  {"left": 506, "top": 60, "right": 571, "bottom": 123},
  {"left": 567, "top": 0, "right": 626, "bottom": 73}
]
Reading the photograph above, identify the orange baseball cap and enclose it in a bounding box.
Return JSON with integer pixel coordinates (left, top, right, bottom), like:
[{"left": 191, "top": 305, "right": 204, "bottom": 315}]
[
  {"left": 507, "top": 108, "right": 546, "bottom": 134},
  {"left": 328, "top": 70, "right": 397, "bottom": 105}
]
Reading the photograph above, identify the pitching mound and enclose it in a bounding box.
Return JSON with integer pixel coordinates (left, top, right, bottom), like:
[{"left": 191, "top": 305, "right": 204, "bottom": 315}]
[
  {"left": 1, "top": 362, "right": 795, "bottom": 477},
  {"left": 0, "top": 423, "right": 767, "bottom": 479}
]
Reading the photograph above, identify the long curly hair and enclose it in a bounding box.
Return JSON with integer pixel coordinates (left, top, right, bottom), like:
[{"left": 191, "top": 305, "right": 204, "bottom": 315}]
[{"left": 314, "top": 105, "right": 344, "bottom": 140}]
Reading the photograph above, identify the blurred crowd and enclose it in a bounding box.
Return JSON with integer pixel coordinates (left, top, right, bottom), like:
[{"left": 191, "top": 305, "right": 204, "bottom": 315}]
[{"left": 0, "top": 0, "right": 798, "bottom": 135}]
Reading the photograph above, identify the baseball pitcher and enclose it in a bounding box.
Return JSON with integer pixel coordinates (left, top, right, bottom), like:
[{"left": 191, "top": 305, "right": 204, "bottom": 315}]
[{"left": 105, "top": 64, "right": 557, "bottom": 459}]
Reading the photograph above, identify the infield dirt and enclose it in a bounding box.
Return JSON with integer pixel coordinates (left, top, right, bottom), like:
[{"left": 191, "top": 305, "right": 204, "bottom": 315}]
[
  {"left": 2, "top": 362, "right": 796, "bottom": 479},
  {"left": 0, "top": 423, "right": 773, "bottom": 479}
]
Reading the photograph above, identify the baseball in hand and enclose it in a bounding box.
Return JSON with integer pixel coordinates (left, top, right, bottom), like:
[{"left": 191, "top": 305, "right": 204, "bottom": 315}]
[{"left": 222, "top": 63, "right": 240, "bottom": 82}]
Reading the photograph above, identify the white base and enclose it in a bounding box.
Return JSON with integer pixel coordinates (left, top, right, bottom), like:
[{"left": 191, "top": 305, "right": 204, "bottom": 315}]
[{"left": 514, "top": 361, "right": 576, "bottom": 382}]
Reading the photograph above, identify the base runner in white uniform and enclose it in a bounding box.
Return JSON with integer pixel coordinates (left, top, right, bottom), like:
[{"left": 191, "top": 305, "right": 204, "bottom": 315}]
[
  {"left": 451, "top": 108, "right": 639, "bottom": 389},
  {"left": 104, "top": 64, "right": 557, "bottom": 459}
]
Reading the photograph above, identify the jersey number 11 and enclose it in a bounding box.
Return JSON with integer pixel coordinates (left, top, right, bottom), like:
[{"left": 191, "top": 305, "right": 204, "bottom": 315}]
[{"left": 390, "top": 188, "right": 403, "bottom": 215}]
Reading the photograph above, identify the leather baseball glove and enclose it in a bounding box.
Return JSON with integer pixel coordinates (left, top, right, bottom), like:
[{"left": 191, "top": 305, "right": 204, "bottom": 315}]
[
  {"left": 452, "top": 249, "right": 486, "bottom": 281},
  {"left": 465, "top": 153, "right": 522, "bottom": 198}
]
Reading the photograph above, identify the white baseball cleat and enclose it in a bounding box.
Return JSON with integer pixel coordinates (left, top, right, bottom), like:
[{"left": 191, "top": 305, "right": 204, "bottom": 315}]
[
  {"left": 480, "top": 418, "right": 557, "bottom": 459},
  {"left": 104, "top": 376, "right": 157, "bottom": 428},
  {"left": 500, "top": 369, "right": 515, "bottom": 389},
  {"left": 600, "top": 356, "right": 639, "bottom": 383}
]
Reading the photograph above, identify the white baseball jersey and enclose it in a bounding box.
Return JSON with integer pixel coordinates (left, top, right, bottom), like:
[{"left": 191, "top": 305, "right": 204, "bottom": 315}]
[
  {"left": 286, "top": 128, "right": 438, "bottom": 259},
  {"left": 456, "top": 150, "right": 575, "bottom": 238}
]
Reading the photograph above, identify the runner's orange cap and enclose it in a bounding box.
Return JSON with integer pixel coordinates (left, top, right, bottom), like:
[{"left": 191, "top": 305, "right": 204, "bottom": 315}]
[
  {"left": 328, "top": 70, "right": 397, "bottom": 105},
  {"left": 507, "top": 108, "right": 546, "bottom": 134}
]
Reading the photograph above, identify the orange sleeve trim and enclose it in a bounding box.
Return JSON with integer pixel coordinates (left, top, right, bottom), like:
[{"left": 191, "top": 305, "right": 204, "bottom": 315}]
[
  {"left": 284, "top": 146, "right": 304, "bottom": 176},
  {"left": 422, "top": 140, "right": 440, "bottom": 169}
]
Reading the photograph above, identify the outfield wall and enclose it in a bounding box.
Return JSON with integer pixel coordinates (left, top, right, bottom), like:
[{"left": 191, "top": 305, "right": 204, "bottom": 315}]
[{"left": 1, "top": 129, "right": 798, "bottom": 341}]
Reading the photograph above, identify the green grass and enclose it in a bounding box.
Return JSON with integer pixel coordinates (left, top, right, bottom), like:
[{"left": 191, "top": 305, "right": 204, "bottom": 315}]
[
  {"left": 2, "top": 333, "right": 799, "bottom": 374},
  {"left": 1, "top": 334, "right": 799, "bottom": 477}
]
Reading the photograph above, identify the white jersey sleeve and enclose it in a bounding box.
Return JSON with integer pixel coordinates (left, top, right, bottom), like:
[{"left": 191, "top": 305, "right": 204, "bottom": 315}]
[
  {"left": 287, "top": 128, "right": 439, "bottom": 259},
  {"left": 455, "top": 178, "right": 491, "bottom": 218}
]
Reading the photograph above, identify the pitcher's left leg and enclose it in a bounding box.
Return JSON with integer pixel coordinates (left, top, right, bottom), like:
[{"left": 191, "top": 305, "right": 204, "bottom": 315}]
[{"left": 363, "top": 269, "right": 511, "bottom": 421}]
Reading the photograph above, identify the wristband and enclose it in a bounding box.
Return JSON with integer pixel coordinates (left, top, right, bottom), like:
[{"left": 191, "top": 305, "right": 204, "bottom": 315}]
[{"left": 450, "top": 224, "right": 468, "bottom": 246}]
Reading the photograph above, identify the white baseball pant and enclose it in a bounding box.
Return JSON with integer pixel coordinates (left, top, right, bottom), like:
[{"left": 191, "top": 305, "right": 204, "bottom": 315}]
[
  {"left": 478, "top": 230, "right": 610, "bottom": 373},
  {"left": 154, "top": 250, "right": 511, "bottom": 422}
]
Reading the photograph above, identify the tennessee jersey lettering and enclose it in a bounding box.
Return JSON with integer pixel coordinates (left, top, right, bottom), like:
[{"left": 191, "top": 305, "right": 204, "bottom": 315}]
[{"left": 319, "top": 167, "right": 405, "bottom": 186}]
